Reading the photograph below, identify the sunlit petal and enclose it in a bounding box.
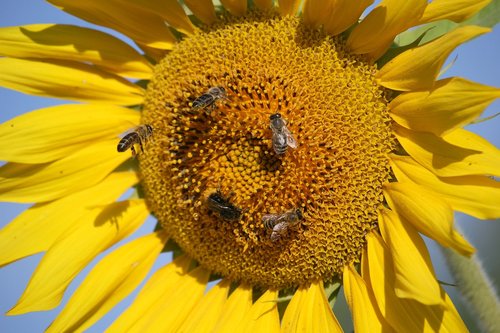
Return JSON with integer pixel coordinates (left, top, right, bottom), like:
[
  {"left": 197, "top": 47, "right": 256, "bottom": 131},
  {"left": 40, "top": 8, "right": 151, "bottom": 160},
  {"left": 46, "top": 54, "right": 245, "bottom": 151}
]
[
  {"left": 0, "top": 172, "right": 138, "bottom": 267},
  {"left": 8, "top": 200, "right": 149, "bottom": 314},
  {"left": 395, "top": 125, "right": 500, "bottom": 177},
  {"left": 47, "top": 0, "right": 177, "bottom": 49},
  {"left": 0, "top": 104, "right": 140, "bottom": 164},
  {"left": 347, "top": 0, "right": 427, "bottom": 59},
  {"left": 0, "top": 24, "right": 153, "bottom": 79},
  {"left": 107, "top": 255, "right": 192, "bottom": 332},
  {"left": 324, "top": 0, "right": 374, "bottom": 36},
  {"left": 377, "top": 26, "right": 490, "bottom": 91},
  {"left": 241, "top": 289, "right": 280, "bottom": 333},
  {"left": 212, "top": 284, "right": 253, "bottom": 333},
  {"left": 177, "top": 279, "right": 231, "bottom": 333},
  {"left": 420, "top": 0, "right": 492, "bottom": 24},
  {"left": 184, "top": 0, "right": 217, "bottom": 24},
  {"left": 378, "top": 208, "right": 442, "bottom": 305},
  {"left": 221, "top": 0, "right": 247, "bottom": 16},
  {"left": 282, "top": 281, "right": 343, "bottom": 333},
  {"left": 389, "top": 77, "right": 500, "bottom": 136},
  {"left": 0, "top": 58, "right": 144, "bottom": 105},
  {"left": 384, "top": 182, "right": 474, "bottom": 256},
  {"left": 0, "top": 140, "right": 129, "bottom": 203},
  {"left": 45, "top": 231, "right": 168, "bottom": 333},
  {"left": 391, "top": 155, "right": 500, "bottom": 219}
]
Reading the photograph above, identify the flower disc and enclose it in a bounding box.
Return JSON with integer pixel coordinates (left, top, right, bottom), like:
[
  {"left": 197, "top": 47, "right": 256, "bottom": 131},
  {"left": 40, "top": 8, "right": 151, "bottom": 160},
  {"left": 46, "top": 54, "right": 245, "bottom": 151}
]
[{"left": 141, "top": 13, "right": 395, "bottom": 288}]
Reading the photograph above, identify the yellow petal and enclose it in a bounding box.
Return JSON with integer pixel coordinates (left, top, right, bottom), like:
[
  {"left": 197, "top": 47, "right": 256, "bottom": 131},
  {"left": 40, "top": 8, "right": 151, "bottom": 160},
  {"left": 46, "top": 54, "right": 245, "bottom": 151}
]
[
  {"left": 347, "top": 0, "right": 427, "bottom": 59},
  {"left": 221, "top": 0, "right": 247, "bottom": 16},
  {"left": 241, "top": 290, "right": 281, "bottom": 333},
  {"left": 184, "top": 0, "right": 217, "bottom": 25},
  {"left": 378, "top": 208, "right": 442, "bottom": 305},
  {"left": 212, "top": 284, "right": 253, "bottom": 333},
  {"left": 8, "top": 199, "right": 149, "bottom": 314},
  {"left": 177, "top": 279, "right": 231, "bottom": 333},
  {"left": 282, "top": 281, "right": 343, "bottom": 333},
  {"left": 0, "top": 172, "right": 138, "bottom": 267},
  {"left": 133, "top": 266, "right": 211, "bottom": 332},
  {"left": 0, "top": 58, "right": 144, "bottom": 105},
  {"left": 120, "top": 0, "right": 196, "bottom": 35},
  {"left": 365, "top": 232, "right": 469, "bottom": 333},
  {"left": 45, "top": 231, "right": 168, "bottom": 333},
  {"left": 278, "top": 0, "right": 302, "bottom": 16},
  {"left": 324, "top": 0, "right": 374, "bottom": 36},
  {"left": 0, "top": 139, "right": 130, "bottom": 203},
  {"left": 303, "top": 0, "right": 334, "bottom": 28},
  {"left": 107, "top": 255, "right": 192, "bottom": 332},
  {"left": 254, "top": 0, "right": 274, "bottom": 10},
  {"left": 376, "top": 26, "right": 490, "bottom": 91},
  {"left": 47, "top": 0, "right": 177, "bottom": 50},
  {"left": 389, "top": 77, "right": 500, "bottom": 136},
  {"left": 391, "top": 154, "right": 500, "bottom": 219},
  {"left": 343, "top": 265, "right": 389, "bottom": 333},
  {"left": 0, "top": 24, "right": 153, "bottom": 79},
  {"left": 395, "top": 125, "right": 500, "bottom": 177},
  {"left": 384, "top": 182, "right": 474, "bottom": 256},
  {"left": 0, "top": 104, "right": 140, "bottom": 164},
  {"left": 420, "top": 0, "right": 492, "bottom": 24}
]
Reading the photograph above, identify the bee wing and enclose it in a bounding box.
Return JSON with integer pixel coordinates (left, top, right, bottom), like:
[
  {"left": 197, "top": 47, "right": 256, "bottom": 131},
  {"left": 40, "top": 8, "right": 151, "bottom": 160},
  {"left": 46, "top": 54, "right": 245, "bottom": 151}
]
[
  {"left": 118, "top": 125, "right": 138, "bottom": 139},
  {"left": 283, "top": 127, "right": 298, "bottom": 149}
]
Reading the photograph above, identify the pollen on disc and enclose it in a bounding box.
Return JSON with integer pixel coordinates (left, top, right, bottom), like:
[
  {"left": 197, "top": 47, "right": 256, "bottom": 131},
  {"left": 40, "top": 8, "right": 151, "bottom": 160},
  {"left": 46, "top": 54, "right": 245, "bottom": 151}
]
[{"left": 140, "top": 12, "right": 394, "bottom": 289}]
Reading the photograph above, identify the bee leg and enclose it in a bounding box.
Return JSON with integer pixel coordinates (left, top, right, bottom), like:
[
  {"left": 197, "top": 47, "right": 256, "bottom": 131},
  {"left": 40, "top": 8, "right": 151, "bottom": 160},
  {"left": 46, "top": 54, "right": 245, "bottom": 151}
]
[
  {"left": 139, "top": 139, "right": 144, "bottom": 153},
  {"left": 131, "top": 146, "right": 137, "bottom": 157}
]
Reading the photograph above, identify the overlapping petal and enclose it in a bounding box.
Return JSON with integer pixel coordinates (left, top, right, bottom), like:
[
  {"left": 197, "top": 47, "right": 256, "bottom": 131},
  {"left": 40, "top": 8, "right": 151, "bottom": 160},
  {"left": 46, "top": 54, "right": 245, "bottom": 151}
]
[
  {"left": 107, "top": 255, "right": 192, "bottom": 332},
  {"left": 391, "top": 155, "right": 500, "bottom": 219},
  {"left": 120, "top": 0, "right": 196, "bottom": 35},
  {"left": 0, "top": 172, "right": 138, "bottom": 267},
  {"left": 0, "top": 139, "right": 129, "bottom": 203},
  {"left": 8, "top": 199, "right": 149, "bottom": 314},
  {"left": 0, "top": 24, "right": 153, "bottom": 79},
  {"left": 47, "top": 0, "right": 177, "bottom": 50},
  {"left": 377, "top": 26, "right": 490, "bottom": 91},
  {"left": 395, "top": 126, "right": 500, "bottom": 177},
  {"left": 303, "top": 0, "right": 334, "bottom": 28},
  {"left": 389, "top": 77, "right": 500, "bottom": 136},
  {"left": 0, "top": 104, "right": 140, "bottom": 164},
  {"left": 378, "top": 208, "right": 442, "bottom": 305},
  {"left": 254, "top": 0, "right": 274, "bottom": 10},
  {"left": 212, "top": 284, "right": 253, "bottom": 333},
  {"left": 183, "top": 0, "right": 217, "bottom": 24},
  {"left": 241, "top": 289, "right": 280, "bottom": 333},
  {"left": 177, "top": 279, "right": 231, "bottom": 332},
  {"left": 133, "top": 266, "right": 211, "bottom": 332},
  {"left": 0, "top": 58, "right": 144, "bottom": 105},
  {"left": 282, "top": 281, "right": 343, "bottom": 333},
  {"left": 419, "top": 0, "right": 492, "bottom": 24},
  {"left": 221, "top": 0, "right": 247, "bottom": 16},
  {"left": 384, "top": 182, "right": 474, "bottom": 256},
  {"left": 278, "top": 0, "right": 302, "bottom": 16},
  {"left": 344, "top": 265, "right": 390, "bottom": 333},
  {"left": 347, "top": 0, "right": 427, "bottom": 59},
  {"left": 365, "top": 233, "right": 468, "bottom": 333},
  {"left": 45, "top": 231, "right": 168, "bottom": 333},
  {"left": 324, "top": 0, "right": 374, "bottom": 36}
]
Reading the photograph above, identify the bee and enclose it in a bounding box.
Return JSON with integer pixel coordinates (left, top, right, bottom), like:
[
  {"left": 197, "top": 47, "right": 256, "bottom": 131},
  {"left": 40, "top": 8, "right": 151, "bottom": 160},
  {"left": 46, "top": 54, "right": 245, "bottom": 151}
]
[
  {"left": 269, "top": 113, "right": 298, "bottom": 155},
  {"left": 206, "top": 190, "right": 242, "bottom": 221},
  {"left": 262, "top": 208, "right": 303, "bottom": 242},
  {"left": 192, "top": 86, "right": 228, "bottom": 113},
  {"left": 117, "top": 124, "right": 153, "bottom": 157}
]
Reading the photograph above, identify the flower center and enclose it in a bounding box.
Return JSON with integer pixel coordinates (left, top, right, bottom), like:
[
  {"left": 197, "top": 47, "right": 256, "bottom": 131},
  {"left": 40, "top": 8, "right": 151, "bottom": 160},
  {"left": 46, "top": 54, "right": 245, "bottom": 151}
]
[{"left": 141, "top": 12, "right": 394, "bottom": 288}]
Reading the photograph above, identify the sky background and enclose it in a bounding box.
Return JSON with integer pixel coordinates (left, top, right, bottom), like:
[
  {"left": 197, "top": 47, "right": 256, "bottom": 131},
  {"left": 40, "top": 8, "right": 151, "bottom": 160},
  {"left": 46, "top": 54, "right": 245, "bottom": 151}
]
[{"left": 0, "top": 1, "right": 499, "bottom": 332}]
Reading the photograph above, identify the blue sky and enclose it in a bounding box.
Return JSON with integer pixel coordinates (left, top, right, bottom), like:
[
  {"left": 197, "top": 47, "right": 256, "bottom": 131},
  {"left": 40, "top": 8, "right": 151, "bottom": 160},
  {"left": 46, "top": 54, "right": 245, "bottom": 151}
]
[{"left": 0, "top": 1, "right": 499, "bottom": 332}]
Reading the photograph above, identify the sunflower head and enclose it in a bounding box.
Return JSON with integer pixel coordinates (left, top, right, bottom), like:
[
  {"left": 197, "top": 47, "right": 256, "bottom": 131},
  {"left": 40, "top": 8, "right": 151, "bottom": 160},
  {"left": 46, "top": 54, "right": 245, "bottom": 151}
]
[{"left": 1, "top": 0, "right": 499, "bottom": 332}]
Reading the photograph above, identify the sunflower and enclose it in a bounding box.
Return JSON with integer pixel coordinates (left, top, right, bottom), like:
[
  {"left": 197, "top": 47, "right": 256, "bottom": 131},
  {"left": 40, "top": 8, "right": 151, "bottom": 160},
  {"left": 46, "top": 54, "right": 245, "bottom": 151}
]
[{"left": 1, "top": 0, "right": 500, "bottom": 332}]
